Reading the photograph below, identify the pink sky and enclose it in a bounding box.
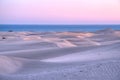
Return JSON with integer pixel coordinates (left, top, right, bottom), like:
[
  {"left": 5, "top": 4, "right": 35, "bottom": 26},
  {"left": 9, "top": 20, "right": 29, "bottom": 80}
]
[{"left": 0, "top": 0, "right": 120, "bottom": 24}]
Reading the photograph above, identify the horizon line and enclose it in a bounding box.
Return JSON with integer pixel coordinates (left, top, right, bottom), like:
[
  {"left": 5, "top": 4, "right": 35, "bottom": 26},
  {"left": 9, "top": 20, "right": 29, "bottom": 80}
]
[{"left": 0, "top": 24, "right": 120, "bottom": 25}]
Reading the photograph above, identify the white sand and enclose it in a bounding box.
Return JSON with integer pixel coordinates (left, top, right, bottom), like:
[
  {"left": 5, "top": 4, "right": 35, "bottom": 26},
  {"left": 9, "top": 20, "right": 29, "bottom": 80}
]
[
  {"left": 0, "top": 29, "right": 120, "bottom": 80},
  {"left": 0, "top": 56, "right": 23, "bottom": 75}
]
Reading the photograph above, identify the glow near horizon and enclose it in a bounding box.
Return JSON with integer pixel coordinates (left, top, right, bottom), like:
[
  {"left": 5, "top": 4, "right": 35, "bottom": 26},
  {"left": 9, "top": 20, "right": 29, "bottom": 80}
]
[{"left": 0, "top": 0, "right": 120, "bottom": 24}]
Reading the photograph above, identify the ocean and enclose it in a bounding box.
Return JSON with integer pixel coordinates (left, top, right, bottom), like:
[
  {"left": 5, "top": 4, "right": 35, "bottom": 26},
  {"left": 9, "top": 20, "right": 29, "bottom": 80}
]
[{"left": 0, "top": 25, "right": 120, "bottom": 32}]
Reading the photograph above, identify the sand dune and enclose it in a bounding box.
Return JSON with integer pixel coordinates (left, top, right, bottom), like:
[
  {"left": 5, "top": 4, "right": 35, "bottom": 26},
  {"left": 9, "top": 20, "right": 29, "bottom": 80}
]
[
  {"left": 0, "top": 56, "right": 23, "bottom": 74},
  {"left": 42, "top": 42, "right": 120, "bottom": 63},
  {"left": 0, "top": 29, "right": 120, "bottom": 80}
]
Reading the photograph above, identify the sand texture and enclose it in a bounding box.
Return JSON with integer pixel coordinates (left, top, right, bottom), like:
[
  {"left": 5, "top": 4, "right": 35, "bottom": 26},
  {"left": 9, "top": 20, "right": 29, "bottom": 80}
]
[{"left": 0, "top": 29, "right": 120, "bottom": 80}]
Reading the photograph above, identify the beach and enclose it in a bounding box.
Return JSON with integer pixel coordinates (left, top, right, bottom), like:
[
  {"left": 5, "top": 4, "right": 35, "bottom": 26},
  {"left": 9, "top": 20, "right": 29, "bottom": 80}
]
[{"left": 0, "top": 28, "right": 120, "bottom": 80}]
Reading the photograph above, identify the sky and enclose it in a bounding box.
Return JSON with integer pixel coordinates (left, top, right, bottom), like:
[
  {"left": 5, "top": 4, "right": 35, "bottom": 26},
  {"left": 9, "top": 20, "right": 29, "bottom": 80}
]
[{"left": 0, "top": 0, "right": 120, "bottom": 24}]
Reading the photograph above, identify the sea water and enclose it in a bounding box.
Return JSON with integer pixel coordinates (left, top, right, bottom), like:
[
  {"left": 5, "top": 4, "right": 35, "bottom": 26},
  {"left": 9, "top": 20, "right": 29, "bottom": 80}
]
[{"left": 0, "top": 25, "right": 120, "bottom": 32}]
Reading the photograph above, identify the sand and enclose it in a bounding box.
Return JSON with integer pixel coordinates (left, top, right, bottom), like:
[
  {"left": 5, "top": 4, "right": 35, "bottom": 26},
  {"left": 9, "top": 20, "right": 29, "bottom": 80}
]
[{"left": 0, "top": 29, "right": 120, "bottom": 80}]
